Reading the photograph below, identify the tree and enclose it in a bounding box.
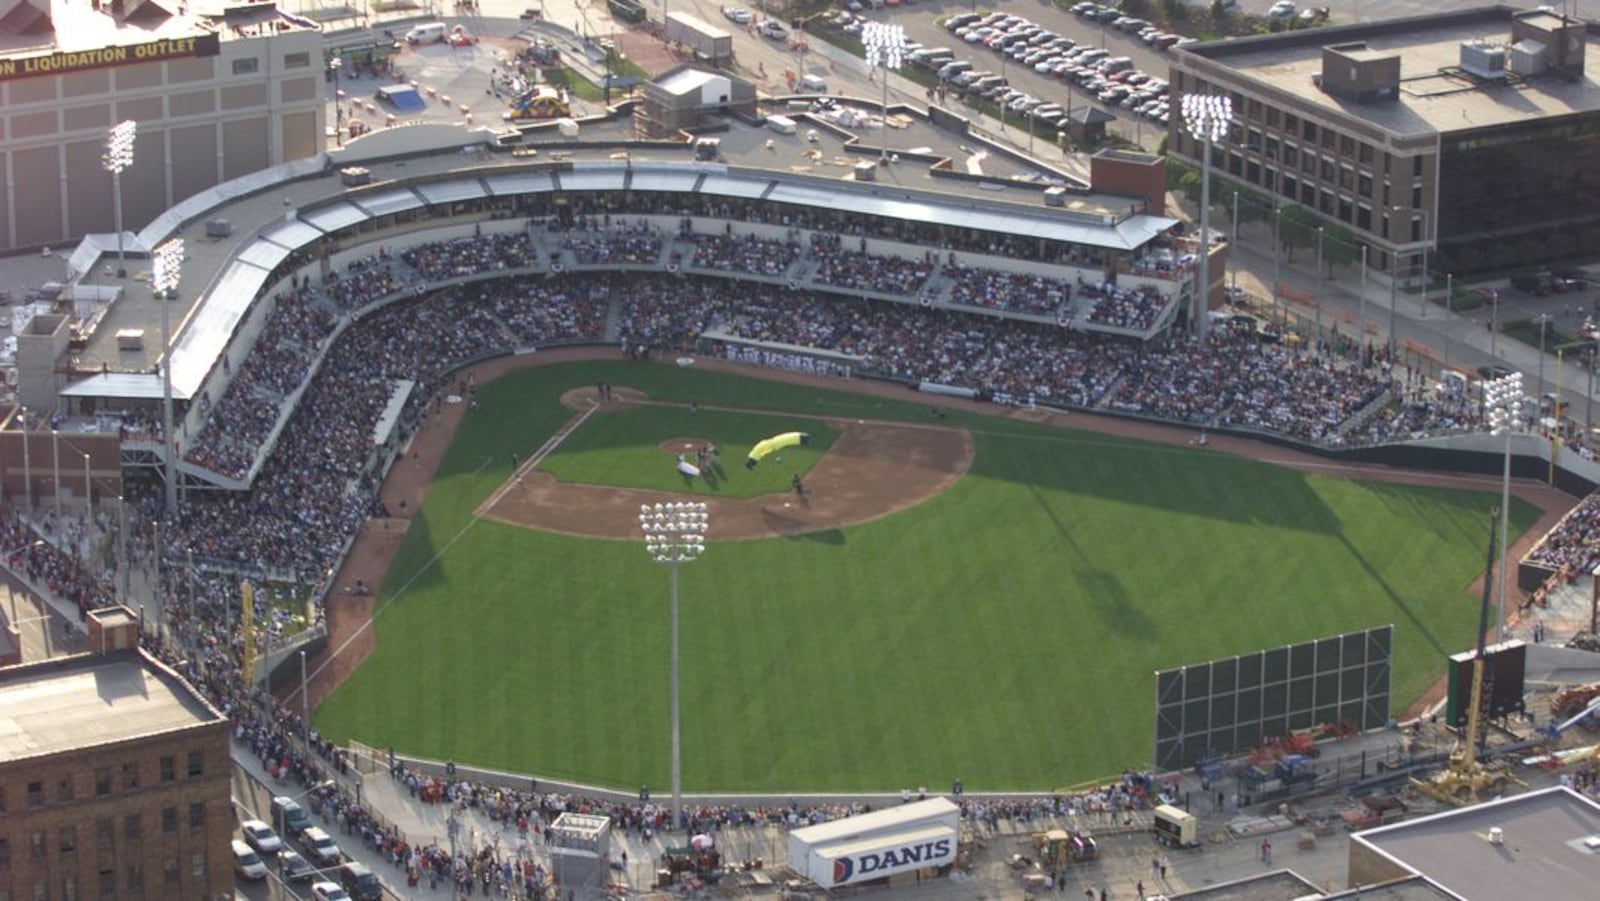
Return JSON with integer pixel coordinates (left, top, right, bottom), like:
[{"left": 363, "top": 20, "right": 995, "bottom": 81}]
[
  {"left": 1162, "top": 0, "right": 1189, "bottom": 22},
  {"left": 1211, "top": 0, "right": 1228, "bottom": 19},
  {"left": 1277, "top": 204, "right": 1320, "bottom": 263},
  {"left": 1322, "top": 223, "right": 1359, "bottom": 276}
]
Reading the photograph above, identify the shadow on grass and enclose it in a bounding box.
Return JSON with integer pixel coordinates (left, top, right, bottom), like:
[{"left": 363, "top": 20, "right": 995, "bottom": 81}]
[
  {"left": 1027, "top": 482, "right": 1158, "bottom": 638},
  {"left": 377, "top": 510, "right": 445, "bottom": 602},
  {"left": 760, "top": 507, "right": 847, "bottom": 544},
  {"left": 1337, "top": 532, "right": 1447, "bottom": 657}
]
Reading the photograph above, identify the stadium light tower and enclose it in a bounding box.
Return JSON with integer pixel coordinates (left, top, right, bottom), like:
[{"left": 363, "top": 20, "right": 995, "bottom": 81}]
[
  {"left": 1486, "top": 372, "right": 1524, "bottom": 643},
  {"left": 102, "top": 120, "right": 137, "bottom": 276},
  {"left": 639, "top": 500, "right": 709, "bottom": 834},
  {"left": 150, "top": 238, "right": 184, "bottom": 516},
  {"left": 862, "top": 22, "right": 907, "bottom": 163},
  {"left": 1180, "top": 93, "right": 1233, "bottom": 338}
]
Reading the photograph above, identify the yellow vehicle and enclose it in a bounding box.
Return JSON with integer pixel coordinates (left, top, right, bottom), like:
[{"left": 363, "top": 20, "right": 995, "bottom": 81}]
[{"left": 503, "top": 87, "right": 570, "bottom": 121}]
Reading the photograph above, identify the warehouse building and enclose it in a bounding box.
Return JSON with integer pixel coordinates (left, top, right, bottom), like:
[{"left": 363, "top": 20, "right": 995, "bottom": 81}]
[
  {"left": 0, "top": 0, "right": 324, "bottom": 251},
  {"left": 1170, "top": 5, "right": 1600, "bottom": 280}
]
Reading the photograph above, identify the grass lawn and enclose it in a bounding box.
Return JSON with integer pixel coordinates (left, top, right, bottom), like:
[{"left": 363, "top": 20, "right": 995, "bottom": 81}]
[
  {"left": 312, "top": 361, "right": 1539, "bottom": 792},
  {"left": 538, "top": 405, "right": 839, "bottom": 497}
]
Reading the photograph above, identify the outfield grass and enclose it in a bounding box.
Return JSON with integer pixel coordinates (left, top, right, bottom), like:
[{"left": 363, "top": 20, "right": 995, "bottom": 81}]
[
  {"left": 537, "top": 405, "right": 839, "bottom": 498},
  {"left": 313, "top": 361, "right": 1539, "bottom": 792}
]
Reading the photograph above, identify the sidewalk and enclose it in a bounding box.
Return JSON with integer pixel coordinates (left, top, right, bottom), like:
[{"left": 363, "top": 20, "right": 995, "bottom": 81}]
[{"left": 1215, "top": 196, "right": 1594, "bottom": 416}]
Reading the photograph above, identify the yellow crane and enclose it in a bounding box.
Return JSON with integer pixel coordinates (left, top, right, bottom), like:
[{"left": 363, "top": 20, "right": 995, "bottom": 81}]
[{"left": 1413, "top": 510, "right": 1526, "bottom": 805}]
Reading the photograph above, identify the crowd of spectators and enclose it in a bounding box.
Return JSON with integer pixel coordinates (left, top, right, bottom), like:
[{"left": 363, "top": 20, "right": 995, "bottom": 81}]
[
  {"left": 184, "top": 289, "right": 338, "bottom": 479},
  {"left": 1527, "top": 493, "right": 1600, "bottom": 575},
  {"left": 402, "top": 232, "right": 540, "bottom": 280},
  {"left": 943, "top": 264, "right": 1070, "bottom": 315},
  {"left": 688, "top": 233, "right": 801, "bottom": 277},
  {"left": 561, "top": 220, "right": 662, "bottom": 266},
  {"left": 1083, "top": 283, "right": 1174, "bottom": 332},
  {"left": 808, "top": 234, "right": 934, "bottom": 295}
]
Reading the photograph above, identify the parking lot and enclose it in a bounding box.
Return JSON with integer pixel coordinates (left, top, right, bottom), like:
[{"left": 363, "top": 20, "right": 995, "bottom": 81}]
[{"left": 831, "top": 1, "right": 1182, "bottom": 148}]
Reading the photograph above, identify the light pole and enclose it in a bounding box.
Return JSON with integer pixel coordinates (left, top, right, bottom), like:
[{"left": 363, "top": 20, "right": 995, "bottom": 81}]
[
  {"left": 862, "top": 23, "right": 906, "bottom": 163},
  {"left": 102, "top": 120, "right": 136, "bottom": 278},
  {"left": 1535, "top": 313, "right": 1552, "bottom": 404},
  {"left": 151, "top": 238, "right": 184, "bottom": 516},
  {"left": 1314, "top": 226, "right": 1324, "bottom": 347},
  {"left": 639, "top": 501, "right": 709, "bottom": 834},
  {"left": 300, "top": 649, "right": 310, "bottom": 745},
  {"left": 50, "top": 428, "right": 59, "bottom": 514},
  {"left": 1486, "top": 373, "right": 1524, "bottom": 643},
  {"left": 1443, "top": 273, "right": 1453, "bottom": 368},
  {"left": 19, "top": 406, "right": 30, "bottom": 512},
  {"left": 1359, "top": 245, "right": 1369, "bottom": 352},
  {"left": 1181, "top": 93, "right": 1233, "bottom": 337},
  {"left": 330, "top": 56, "right": 344, "bottom": 147},
  {"left": 1273, "top": 207, "right": 1282, "bottom": 325},
  {"left": 1229, "top": 191, "right": 1239, "bottom": 297}
]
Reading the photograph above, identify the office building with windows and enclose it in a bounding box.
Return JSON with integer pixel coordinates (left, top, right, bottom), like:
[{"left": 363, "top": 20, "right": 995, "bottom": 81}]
[
  {"left": 1170, "top": 5, "right": 1600, "bottom": 280},
  {"left": 0, "top": 610, "right": 231, "bottom": 901},
  {"left": 0, "top": 0, "right": 324, "bottom": 251}
]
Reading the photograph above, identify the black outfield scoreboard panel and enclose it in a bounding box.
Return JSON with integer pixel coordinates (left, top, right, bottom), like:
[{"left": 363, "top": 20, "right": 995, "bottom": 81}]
[
  {"left": 1153, "top": 626, "right": 1393, "bottom": 771},
  {"left": 1444, "top": 640, "right": 1527, "bottom": 728}
]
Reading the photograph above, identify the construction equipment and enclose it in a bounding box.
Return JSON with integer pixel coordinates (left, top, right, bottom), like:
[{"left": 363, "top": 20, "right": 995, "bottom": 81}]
[
  {"left": 1030, "top": 829, "right": 1098, "bottom": 869},
  {"left": 1552, "top": 681, "right": 1600, "bottom": 720},
  {"left": 503, "top": 86, "right": 571, "bottom": 121},
  {"left": 1412, "top": 511, "right": 1528, "bottom": 805},
  {"left": 1273, "top": 754, "right": 1319, "bottom": 785}
]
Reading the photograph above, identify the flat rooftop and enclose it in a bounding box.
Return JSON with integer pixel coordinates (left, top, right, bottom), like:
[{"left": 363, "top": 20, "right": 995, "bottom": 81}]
[
  {"left": 1183, "top": 6, "right": 1600, "bottom": 139},
  {"left": 0, "top": 648, "right": 224, "bottom": 763},
  {"left": 50, "top": 105, "right": 1165, "bottom": 381},
  {"left": 1172, "top": 870, "right": 1324, "bottom": 900},
  {"left": 0, "top": 0, "right": 312, "bottom": 57},
  {"left": 1353, "top": 786, "right": 1600, "bottom": 900}
]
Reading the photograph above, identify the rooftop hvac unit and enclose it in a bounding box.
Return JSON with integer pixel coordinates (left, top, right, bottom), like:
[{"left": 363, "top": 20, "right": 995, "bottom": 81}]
[
  {"left": 853, "top": 160, "right": 877, "bottom": 182},
  {"left": 1044, "top": 186, "right": 1067, "bottom": 207},
  {"left": 1510, "top": 39, "right": 1548, "bottom": 77},
  {"left": 205, "top": 219, "right": 233, "bottom": 238},
  {"left": 339, "top": 167, "right": 372, "bottom": 187},
  {"left": 1460, "top": 40, "right": 1508, "bottom": 80}
]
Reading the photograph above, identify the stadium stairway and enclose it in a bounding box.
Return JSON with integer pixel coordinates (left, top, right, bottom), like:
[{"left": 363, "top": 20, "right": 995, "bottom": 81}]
[
  {"left": 600, "top": 281, "right": 625, "bottom": 343},
  {"left": 1338, "top": 388, "right": 1395, "bottom": 439}
]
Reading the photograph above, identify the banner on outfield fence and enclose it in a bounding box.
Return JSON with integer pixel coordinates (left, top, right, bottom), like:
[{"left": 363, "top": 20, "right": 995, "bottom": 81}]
[{"left": 1152, "top": 625, "right": 1392, "bottom": 771}]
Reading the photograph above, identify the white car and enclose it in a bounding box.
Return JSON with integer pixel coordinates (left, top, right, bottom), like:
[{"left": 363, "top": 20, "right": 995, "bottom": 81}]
[
  {"left": 310, "top": 883, "right": 352, "bottom": 901},
  {"left": 301, "top": 827, "right": 344, "bottom": 867},
  {"left": 240, "top": 819, "right": 283, "bottom": 856},
  {"left": 232, "top": 840, "right": 268, "bottom": 881},
  {"left": 723, "top": 7, "right": 752, "bottom": 24},
  {"left": 1268, "top": 1, "right": 1296, "bottom": 18},
  {"left": 758, "top": 20, "right": 787, "bottom": 40}
]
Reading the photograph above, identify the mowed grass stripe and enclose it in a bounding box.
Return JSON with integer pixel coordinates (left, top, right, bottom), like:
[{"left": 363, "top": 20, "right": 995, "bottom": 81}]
[{"left": 312, "top": 361, "right": 1538, "bottom": 791}]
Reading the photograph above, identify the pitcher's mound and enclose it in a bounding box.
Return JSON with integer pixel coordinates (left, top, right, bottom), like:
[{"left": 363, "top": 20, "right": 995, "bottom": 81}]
[
  {"left": 659, "top": 438, "right": 716, "bottom": 455},
  {"left": 560, "top": 385, "right": 648, "bottom": 410}
]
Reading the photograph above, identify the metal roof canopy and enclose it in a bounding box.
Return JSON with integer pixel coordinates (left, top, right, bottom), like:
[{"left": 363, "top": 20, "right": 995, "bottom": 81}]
[
  {"left": 59, "top": 373, "right": 168, "bottom": 400},
  {"left": 791, "top": 798, "right": 960, "bottom": 846},
  {"left": 169, "top": 259, "right": 270, "bottom": 399}
]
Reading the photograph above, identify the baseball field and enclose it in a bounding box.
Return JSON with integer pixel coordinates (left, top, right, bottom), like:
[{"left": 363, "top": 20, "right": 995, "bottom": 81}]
[{"left": 312, "top": 358, "right": 1540, "bottom": 792}]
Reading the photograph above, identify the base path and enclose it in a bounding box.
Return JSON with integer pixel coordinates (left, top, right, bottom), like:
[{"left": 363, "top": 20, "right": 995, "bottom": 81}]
[{"left": 482, "top": 393, "right": 974, "bottom": 541}]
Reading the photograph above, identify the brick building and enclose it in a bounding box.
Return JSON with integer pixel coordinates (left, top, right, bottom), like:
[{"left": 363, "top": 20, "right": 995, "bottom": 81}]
[
  {"left": 0, "top": 609, "right": 231, "bottom": 901},
  {"left": 1170, "top": 5, "right": 1600, "bottom": 280}
]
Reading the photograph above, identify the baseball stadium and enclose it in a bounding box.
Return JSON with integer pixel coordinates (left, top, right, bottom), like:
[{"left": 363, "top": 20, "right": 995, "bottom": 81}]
[{"left": 1, "top": 58, "right": 1593, "bottom": 829}]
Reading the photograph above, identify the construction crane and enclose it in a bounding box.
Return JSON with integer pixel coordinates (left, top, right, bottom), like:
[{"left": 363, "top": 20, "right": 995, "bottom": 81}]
[{"left": 1413, "top": 509, "right": 1527, "bottom": 805}]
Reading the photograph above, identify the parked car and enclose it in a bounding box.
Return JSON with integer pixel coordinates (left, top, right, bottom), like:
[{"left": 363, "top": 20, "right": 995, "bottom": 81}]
[
  {"left": 279, "top": 849, "right": 317, "bottom": 883},
  {"left": 758, "top": 20, "right": 787, "bottom": 39},
  {"left": 301, "top": 827, "right": 345, "bottom": 867},
  {"left": 233, "top": 840, "right": 269, "bottom": 881},
  {"left": 310, "top": 883, "right": 352, "bottom": 901},
  {"left": 723, "top": 6, "right": 751, "bottom": 24},
  {"left": 1269, "top": 0, "right": 1297, "bottom": 19},
  {"left": 241, "top": 820, "right": 283, "bottom": 857}
]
